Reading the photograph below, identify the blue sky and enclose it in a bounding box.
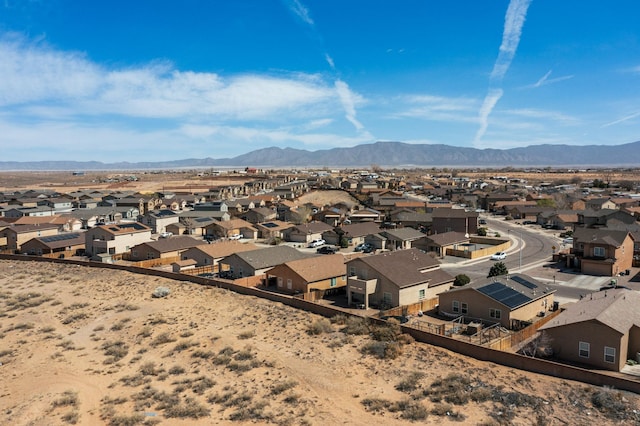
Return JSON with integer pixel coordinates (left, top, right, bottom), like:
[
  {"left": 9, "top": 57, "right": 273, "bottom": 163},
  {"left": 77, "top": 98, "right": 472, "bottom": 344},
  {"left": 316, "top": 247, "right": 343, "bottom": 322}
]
[{"left": 1, "top": 0, "right": 639, "bottom": 162}]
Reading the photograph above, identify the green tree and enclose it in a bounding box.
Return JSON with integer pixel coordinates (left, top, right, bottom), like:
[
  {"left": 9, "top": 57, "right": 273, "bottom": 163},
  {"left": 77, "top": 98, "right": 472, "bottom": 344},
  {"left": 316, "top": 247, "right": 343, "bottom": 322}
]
[
  {"left": 536, "top": 199, "right": 556, "bottom": 208},
  {"left": 477, "top": 227, "right": 487, "bottom": 237},
  {"left": 453, "top": 274, "right": 470, "bottom": 287},
  {"left": 488, "top": 262, "right": 509, "bottom": 278}
]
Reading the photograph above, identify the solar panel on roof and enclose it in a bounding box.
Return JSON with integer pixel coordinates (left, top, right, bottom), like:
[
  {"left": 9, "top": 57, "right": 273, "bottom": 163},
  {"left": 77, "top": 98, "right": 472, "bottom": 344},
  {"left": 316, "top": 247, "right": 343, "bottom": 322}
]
[
  {"left": 40, "top": 233, "right": 81, "bottom": 243},
  {"left": 262, "top": 222, "right": 278, "bottom": 228},
  {"left": 510, "top": 275, "right": 538, "bottom": 290},
  {"left": 477, "top": 282, "right": 533, "bottom": 309}
]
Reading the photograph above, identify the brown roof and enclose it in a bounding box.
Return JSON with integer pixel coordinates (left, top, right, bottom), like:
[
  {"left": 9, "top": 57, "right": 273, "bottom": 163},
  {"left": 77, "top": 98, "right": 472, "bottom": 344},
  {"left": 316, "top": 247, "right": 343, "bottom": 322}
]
[
  {"left": 272, "top": 254, "right": 346, "bottom": 283},
  {"left": 349, "top": 248, "right": 453, "bottom": 288},
  {"left": 187, "top": 241, "right": 258, "bottom": 258},
  {"left": 573, "top": 228, "right": 633, "bottom": 247},
  {"left": 212, "top": 218, "right": 256, "bottom": 230},
  {"left": 340, "top": 222, "right": 381, "bottom": 237},
  {"left": 432, "top": 208, "right": 478, "bottom": 218},
  {"left": 4, "top": 223, "right": 60, "bottom": 234},
  {"left": 96, "top": 223, "right": 151, "bottom": 235},
  {"left": 425, "top": 231, "right": 469, "bottom": 246},
  {"left": 540, "top": 289, "right": 640, "bottom": 334},
  {"left": 136, "top": 235, "right": 205, "bottom": 253}
]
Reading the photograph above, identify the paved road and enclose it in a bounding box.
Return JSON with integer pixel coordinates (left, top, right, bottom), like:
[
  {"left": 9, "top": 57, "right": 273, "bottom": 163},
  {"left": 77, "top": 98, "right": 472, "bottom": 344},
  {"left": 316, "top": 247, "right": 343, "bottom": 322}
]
[{"left": 441, "top": 215, "right": 639, "bottom": 304}]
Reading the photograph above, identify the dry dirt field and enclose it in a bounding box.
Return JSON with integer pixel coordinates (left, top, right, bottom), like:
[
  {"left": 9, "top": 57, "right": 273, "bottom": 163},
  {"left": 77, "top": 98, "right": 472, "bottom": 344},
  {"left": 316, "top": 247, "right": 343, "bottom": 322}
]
[{"left": 1, "top": 259, "right": 640, "bottom": 426}]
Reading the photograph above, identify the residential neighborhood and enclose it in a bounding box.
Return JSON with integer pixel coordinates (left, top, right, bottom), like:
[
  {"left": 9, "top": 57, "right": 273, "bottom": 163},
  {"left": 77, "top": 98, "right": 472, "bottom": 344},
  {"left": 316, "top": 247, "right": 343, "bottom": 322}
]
[{"left": 1, "top": 166, "right": 640, "bottom": 381}]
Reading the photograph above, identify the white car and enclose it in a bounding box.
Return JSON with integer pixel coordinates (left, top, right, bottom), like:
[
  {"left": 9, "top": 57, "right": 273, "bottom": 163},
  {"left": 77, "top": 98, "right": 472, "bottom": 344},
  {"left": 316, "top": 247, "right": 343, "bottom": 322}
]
[
  {"left": 228, "top": 234, "right": 242, "bottom": 240},
  {"left": 562, "top": 237, "right": 573, "bottom": 244},
  {"left": 308, "top": 239, "right": 325, "bottom": 248},
  {"left": 491, "top": 251, "right": 507, "bottom": 260}
]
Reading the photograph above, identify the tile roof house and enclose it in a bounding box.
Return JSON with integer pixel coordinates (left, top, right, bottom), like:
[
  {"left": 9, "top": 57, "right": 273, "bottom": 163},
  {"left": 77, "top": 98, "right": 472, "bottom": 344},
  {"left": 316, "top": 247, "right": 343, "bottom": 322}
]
[
  {"left": 204, "top": 218, "right": 258, "bottom": 240},
  {"left": 539, "top": 288, "right": 640, "bottom": 371},
  {"left": 569, "top": 228, "right": 635, "bottom": 276},
  {"left": 346, "top": 248, "right": 454, "bottom": 309},
  {"left": 266, "top": 254, "right": 347, "bottom": 295},
  {"left": 437, "top": 274, "right": 555, "bottom": 329},
  {"left": 140, "top": 209, "right": 180, "bottom": 234},
  {"left": 220, "top": 245, "right": 314, "bottom": 279},
  {"left": 322, "top": 222, "right": 381, "bottom": 247},
  {"left": 380, "top": 227, "right": 425, "bottom": 250}
]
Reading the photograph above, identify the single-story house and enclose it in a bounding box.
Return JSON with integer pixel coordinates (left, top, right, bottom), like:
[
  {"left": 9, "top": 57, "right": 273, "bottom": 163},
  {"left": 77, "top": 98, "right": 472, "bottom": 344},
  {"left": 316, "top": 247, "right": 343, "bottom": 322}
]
[
  {"left": 220, "top": 245, "right": 314, "bottom": 279},
  {"left": 540, "top": 288, "right": 640, "bottom": 371},
  {"left": 266, "top": 254, "right": 347, "bottom": 295},
  {"left": 437, "top": 274, "right": 555, "bottom": 329},
  {"left": 20, "top": 232, "right": 86, "bottom": 257},
  {"left": 282, "top": 222, "right": 334, "bottom": 244},
  {"left": 181, "top": 241, "right": 259, "bottom": 268},
  {"left": 130, "top": 235, "right": 206, "bottom": 261}
]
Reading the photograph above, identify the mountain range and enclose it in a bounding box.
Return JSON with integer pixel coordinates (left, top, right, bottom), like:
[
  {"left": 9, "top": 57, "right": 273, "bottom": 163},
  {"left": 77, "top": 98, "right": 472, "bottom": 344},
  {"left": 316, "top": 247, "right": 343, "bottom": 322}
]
[{"left": 3, "top": 141, "right": 640, "bottom": 170}]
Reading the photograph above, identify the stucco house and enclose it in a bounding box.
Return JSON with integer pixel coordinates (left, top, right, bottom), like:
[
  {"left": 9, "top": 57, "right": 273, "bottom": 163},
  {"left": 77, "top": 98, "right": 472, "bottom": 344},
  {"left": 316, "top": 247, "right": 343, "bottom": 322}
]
[
  {"left": 140, "top": 209, "right": 180, "bottom": 234},
  {"left": 346, "top": 248, "right": 454, "bottom": 309},
  {"left": 266, "top": 254, "right": 347, "bottom": 295},
  {"left": 0, "top": 223, "right": 60, "bottom": 251},
  {"left": 181, "top": 241, "right": 259, "bottom": 268},
  {"left": 431, "top": 209, "right": 478, "bottom": 235},
  {"left": 539, "top": 289, "right": 640, "bottom": 371},
  {"left": 20, "top": 232, "right": 86, "bottom": 257},
  {"left": 413, "top": 231, "right": 469, "bottom": 258},
  {"left": 380, "top": 227, "right": 425, "bottom": 250},
  {"left": 569, "top": 228, "right": 635, "bottom": 276},
  {"left": 437, "top": 274, "right": 555, "bottom": 329},
  {"left": 220, "top": 245, "right": 313, "bottom": 279},
  {"left": 84, "top": 223, "right": 152, "bottom": 258},
  {"left": 322, "top": 222, "right": 381, "bottom": 247},
  {"left": 282, "top": 222, "right": 334, "bottom": 244},
  {"left": 129, "top": 235, "right": 205, "bottom": 261}
]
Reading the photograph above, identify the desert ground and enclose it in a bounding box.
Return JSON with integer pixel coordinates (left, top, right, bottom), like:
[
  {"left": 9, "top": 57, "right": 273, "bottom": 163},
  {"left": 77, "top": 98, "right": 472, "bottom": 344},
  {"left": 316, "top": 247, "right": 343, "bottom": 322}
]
[{"left": 1, "top": 259, "right": 639, "bottom": 426}]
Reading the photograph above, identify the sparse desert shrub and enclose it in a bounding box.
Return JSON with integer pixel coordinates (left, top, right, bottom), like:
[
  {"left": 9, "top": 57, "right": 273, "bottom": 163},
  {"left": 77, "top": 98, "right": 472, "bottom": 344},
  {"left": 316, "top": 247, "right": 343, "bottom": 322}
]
[
  {"left": 228, "top": 400, "right": 270, "bottom": 422},
  {"left": 107, "top": 413, "right": 146, "bottom": 426},
  {"left": 400, "top": 400, "right": 428, "bottom": 421},
  {"left": 52, "top": 390, "right": 79, "bottom": 408},
  {"left": 110, "top": 318, "right": 131, "bottom": 331},
  {"left": 271, "top": 380, "right": 297, "bottom": 395},
  {"left": 57, "top": 340, "right": 78, "bottom": 351},
  {"left": 191, "top": 350, "right": 214, "bottom": 359},
  {"left": 395, "top": 372, "right": 425, "bottom": 393},
  {"left": 114, "top": 302, "right": 139, "bottom": 312},
  {"left": 307, "top": 318, "right": 333, "bottom": 335},
  {"left": 5, "top": 292, "right": 53, "bottom": 311},
  {"left": 330, "top": 313, "right": 347, "bottom": 325},
  {"left": 361, "top": 397, "right": 394, "bottom": 412},
  {"left": 151, "top": 332, "right": 176, "bottom": 347},
  {"left": 0, "top": 349, "right": 13, "bottom": 358},
  {"left": 137, "top": 326, "right": 152, "bottom": 338},
  {"left": 62, "top": 312, "right": 89, "bottom": 324},
  {"left": 234, "top": 347, "right": 255, "bottom": 361},
  {"left": 190, "top": 376, "right": 216, "bottom": 394},
  {"left": 590, "top": 387, "right": 628, "bottom": 419},
  {"left": 168, "top": 365, "right": 186, "bottom": 375},
  {"left": 172, "top": 339, "right": 199, "bottom": 352},
  {"left": 164, "top": 396, "right": 210, "bottom": 419},
  {"left": 40, "top": 326, "right": 56, "bottom": 333},
  {"left": 101, "top": 340, "right": 129, "bottom": 363},
  {"left": 238, "top": 330, "right": 255, "bottom": 340},
  {"left": 341, "top": 316, "right": 370, "bottom": 335},
  {"left": 180, "top": 330, "right": 194, "bottom": 338},
  {"left": 5, "top": 322, "right": 35, "bottom": 332},
  {"left": 139, "top": 361, "right": 159, "bottom": 376},
  {"left": 119, "top": 374, "right": 151, "bottom": 387},
  {"left": 361, "top": 340, "right": 402, "bottom": 359},
  {"left": 61, "top": 410, "right": 79, "bottom": 424}
]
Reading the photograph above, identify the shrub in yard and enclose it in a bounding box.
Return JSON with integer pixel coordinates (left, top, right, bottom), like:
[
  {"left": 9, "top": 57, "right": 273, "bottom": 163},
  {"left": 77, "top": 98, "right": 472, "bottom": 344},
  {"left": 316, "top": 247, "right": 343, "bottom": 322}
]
[
  {"left": 164, "top": 397, "right": 210, "bottom": 419},
  {"left": 341, "top": 316, "right": 370, "bottom": 335},
  {"left": 307, "top": 318, "right": 333, "bottom": 335},
  {"left": 453, "top": 274, "right": 470, "bottom": 287}
]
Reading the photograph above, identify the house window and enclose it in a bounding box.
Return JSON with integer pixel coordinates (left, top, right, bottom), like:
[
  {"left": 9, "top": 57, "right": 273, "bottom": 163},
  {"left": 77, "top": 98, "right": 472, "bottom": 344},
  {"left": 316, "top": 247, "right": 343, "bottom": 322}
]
[
  {"left": 579, "top": 341, "right": 590, "bottom": 358},
  {"left": 604, "top": 346, "right": 615, "bottom": 363},
  {"left": 349, "top": 266, "right": 356, "bottom": 276},
  {"left": 593, "top": 246, "right": 605, "bottom": 257},
  {"left": 277, "top": 277, "right": 283, "bottom": 287},
  {"left": 461, "top": 303, "right": 468, "bottom": 315},
  {"left": 383, "top": 292, "right": 392, "bottom": 306},
  {"left": 452, "top": 300, "right": 460, "bottom": 313},
  {"left": 287, "top": 279, "right": 292, "bottom": 290},
  {"left": 330, "top": 278, "right": 337, "bottom": 287},
  {"left": 490, "top": 308, "right": 501, "bottom": 319},
  {"left": 418, "top": 289, "right": 425, "bottom": 300}
]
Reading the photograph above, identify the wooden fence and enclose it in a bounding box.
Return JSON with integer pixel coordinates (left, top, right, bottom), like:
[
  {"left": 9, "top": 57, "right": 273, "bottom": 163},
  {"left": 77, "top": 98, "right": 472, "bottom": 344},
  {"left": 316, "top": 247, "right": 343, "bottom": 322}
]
[
  {"left": 379, "top": 297, "right": 439, "bottom": 317},
  {"left": 486, "top": 310, "right": 562, "bottom": 351}
]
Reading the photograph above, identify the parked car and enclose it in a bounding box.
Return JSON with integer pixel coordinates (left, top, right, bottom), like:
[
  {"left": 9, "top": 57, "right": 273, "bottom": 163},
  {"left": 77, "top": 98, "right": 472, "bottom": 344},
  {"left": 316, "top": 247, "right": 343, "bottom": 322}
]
[
  {"left": 228, "top": 233, "right": 242, "bottom": 240},
  {"left": 479, "top": 219, "right": 487, "bottom": 225},
  {"left": 562, "top": 237, "right": 573, "bottom": 244},
  {"left": 523, "top": 220, "right": 537, "bottom": 225},
  {"left": 491, "top": 251, "right": 507, "bottom": 260},
  {"left": 159, "top": 232, "right": 173, "bottom": 238},
  {"left": 308, "top": 238, "right": 326, "bottom": 248},
  {"left": 354, "top": 242, "right": 374, "bottom": 253},
  {"left": 316, "top": 246, "right": 338, "bottom": 255}
]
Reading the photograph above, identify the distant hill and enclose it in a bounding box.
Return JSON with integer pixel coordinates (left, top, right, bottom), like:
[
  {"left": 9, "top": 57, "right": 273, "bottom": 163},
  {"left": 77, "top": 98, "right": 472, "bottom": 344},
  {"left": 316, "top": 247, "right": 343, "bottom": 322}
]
[{"left": 2, "top": 141, "right": 640, "bottom": 170}]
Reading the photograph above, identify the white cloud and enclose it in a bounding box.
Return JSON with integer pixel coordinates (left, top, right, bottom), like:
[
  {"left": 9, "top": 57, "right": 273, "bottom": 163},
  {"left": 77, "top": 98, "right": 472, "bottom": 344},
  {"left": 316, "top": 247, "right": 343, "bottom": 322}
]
[
  {"left": 524, "top": 70, "right": 574, "bottom": 89},
  {"left": 490, "top": 0, "right": 532, "bottom": 81},
  {"left": 284, "top": 0, "right": 314, "bottom": 25},
  {"left": 601, "top": 111, "right": 640, "bottom": 128},
  {"left": 0, "top": 35, "right": 337, "bottom": 121},
  {"left": 334, "top": 79, "right": 364, "bottom": 131},
  {"left": 474, "top": 88, "right": 503, "bottom": 143},
  {"left": 503, "top": 108, "right": 579, "bottom": 123},
  {"left": 395, "top": 95, "right": 478, "bottom": 122}
]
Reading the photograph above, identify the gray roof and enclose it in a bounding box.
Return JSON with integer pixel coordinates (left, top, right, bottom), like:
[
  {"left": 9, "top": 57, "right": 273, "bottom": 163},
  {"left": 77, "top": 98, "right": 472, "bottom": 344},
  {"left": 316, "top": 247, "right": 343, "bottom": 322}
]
[
  {"left": 425, "top": 231, "right": 469, "bottom": 246},
  {"left": 441, "top": 273, "right": 553, "bottom": 310},
  {"left": 540, "top": 289, "right": 640, "bottom": 334},
  {"left": 136, "top": 235, "right": 205, "bottom": 253},
  {"left": 573, "top": 228, "right": 632, "bottom": 247},
  {"left": 381, "top": 227, "right": 425, "bottom": 241},
  {"left": 226, "top": 245, "right": 315, "bottom": 270},
  {"left": 31, "top": 232, "right": 86, "bottom": 249}
]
